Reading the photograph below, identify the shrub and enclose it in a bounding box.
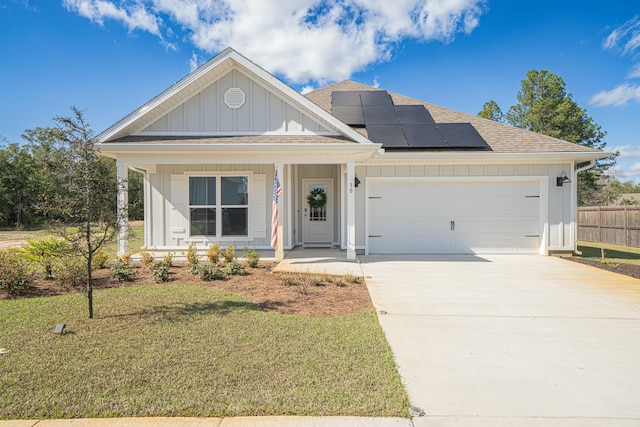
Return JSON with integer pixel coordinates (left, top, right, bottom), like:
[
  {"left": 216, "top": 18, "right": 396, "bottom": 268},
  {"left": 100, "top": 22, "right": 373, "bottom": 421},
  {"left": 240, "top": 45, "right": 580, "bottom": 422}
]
[
  {"left": 120, "top": 252, "right": 133, "bottom": 266},
  {"left": 223, "top": 244, "right": 236, "bottom": 263},
  {"left": 110, "top": 259, "right": 136, "bottom": 282},
  {"left": 195, "top": 263, "right": 226, "bottom": 281},
  {"left": 343, "top": 271, "right": 359, "bottom": 284},
  {"left": 163, "top": 252, "right": 174, "bottom": 267},
  {"left": 243, "top": 246, "right": 260, "bottom": 268},
  {"left": 91, "top": 249, "right": 109, "bottom": 269},
  {"left": 140, "top": 250, "right": 155, "bottom": 268},
  {"left": 17, "top": 236, "right": 67, "bottom": 279},
  {"left": 186, "top": 243, "right": 199, "bottom": 267},
  {"left": 52, "top": 255, "right": 86, "bottom": 288},
  {"left": 207, "top": 244, "right": 221, "bottom": 264},
  {"left": 225, "top": 260, "right": 246, "bottom": 276},
  {"left": 278, "top": 272, "right": 310, "bottom": 296},
  {"left": 151, "top": 262, "right": 170, "bottom": 283},
  {"left": 0, "top": 251, "right": 29, "bottom": 295},
  {"left": 189, "top": 263, "right": 200, "bottom": 275}
]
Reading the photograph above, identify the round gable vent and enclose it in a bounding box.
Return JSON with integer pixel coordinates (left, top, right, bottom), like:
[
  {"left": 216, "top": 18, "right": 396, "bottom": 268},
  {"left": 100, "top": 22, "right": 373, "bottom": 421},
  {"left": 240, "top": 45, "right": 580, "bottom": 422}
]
[{"left": 224, "top": 87, "right": 246, "bottom": 109}]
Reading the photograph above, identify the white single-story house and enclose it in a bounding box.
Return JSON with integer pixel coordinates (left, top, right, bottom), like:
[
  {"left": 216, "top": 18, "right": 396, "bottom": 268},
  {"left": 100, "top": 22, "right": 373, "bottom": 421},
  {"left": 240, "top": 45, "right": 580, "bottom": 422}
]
[{"left": 97, "top": 48, "right": 607, "bottom": 260}]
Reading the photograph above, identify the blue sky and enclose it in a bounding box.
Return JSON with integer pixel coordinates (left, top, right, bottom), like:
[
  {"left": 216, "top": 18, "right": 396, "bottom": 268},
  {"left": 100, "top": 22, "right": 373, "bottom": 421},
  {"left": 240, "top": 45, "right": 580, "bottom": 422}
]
[{"left": 1, "top": 1, "right": 639, "bottom": 179}]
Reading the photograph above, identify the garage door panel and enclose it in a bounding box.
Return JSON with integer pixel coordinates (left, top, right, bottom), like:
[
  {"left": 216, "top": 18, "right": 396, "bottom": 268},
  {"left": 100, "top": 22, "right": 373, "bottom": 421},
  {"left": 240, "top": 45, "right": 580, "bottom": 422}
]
[{"left": 369, "top": 180, "right": 542, "bottom": 254}]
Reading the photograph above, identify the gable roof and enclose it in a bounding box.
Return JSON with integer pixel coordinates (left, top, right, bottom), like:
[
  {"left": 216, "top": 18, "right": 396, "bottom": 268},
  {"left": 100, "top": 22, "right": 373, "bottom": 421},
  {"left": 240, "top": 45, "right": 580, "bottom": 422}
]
[
  {"left": 306, "top": 80, "right": 607, "bottom": 156},
  {"left": 96, "top": 48, "right": 373, "bottom": 145}
]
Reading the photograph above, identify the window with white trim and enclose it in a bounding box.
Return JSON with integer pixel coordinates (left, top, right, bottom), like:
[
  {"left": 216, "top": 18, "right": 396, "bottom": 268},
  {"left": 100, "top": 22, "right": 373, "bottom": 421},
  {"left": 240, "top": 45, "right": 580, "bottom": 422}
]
[{"left": 189, "top": 176, "right": 249, "bottom": 237}]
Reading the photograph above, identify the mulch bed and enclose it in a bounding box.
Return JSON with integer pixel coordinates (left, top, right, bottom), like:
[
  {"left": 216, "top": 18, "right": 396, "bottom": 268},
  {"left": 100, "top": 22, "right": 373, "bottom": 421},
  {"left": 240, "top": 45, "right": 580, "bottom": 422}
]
[
  {"left": 1, "top": 262, "right": 373, "bottom": 318},
  {"left": 564, "top": 256, "right": 640, "bottom": 280}
]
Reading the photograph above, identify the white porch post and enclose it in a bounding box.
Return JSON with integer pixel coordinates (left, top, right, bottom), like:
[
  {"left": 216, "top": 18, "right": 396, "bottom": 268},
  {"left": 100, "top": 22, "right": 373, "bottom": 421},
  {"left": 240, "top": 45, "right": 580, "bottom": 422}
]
[
  {"left": 116, "top": 160, "right": 129, "bottom": 256},
  {"left": 346, "top": 161, "right": 356, "bottom": 261},
  {"left": 275, "top": 162, "right": 285, "bottom": 261}
]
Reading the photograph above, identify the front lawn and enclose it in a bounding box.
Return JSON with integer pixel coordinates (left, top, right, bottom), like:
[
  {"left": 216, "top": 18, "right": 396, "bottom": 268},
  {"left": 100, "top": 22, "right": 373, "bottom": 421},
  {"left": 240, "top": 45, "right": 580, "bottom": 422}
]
[
  {"left": 0, "top": 284, "right": 409, "bottom": 419},
  {"left": 577, "top": 241, "right": 640, "bottom": 265}
]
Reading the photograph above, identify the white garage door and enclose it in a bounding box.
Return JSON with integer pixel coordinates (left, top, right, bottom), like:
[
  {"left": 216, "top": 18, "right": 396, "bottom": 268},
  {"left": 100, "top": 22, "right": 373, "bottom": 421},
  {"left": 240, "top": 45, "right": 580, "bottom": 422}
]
[{"left": 368, "top": 180, "right": 542, "bottom": 254}]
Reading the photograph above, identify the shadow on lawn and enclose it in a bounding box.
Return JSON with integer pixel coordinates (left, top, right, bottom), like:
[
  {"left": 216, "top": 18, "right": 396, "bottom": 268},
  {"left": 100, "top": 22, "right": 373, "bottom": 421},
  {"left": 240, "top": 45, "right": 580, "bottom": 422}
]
[
  {"left": 578, "top": 245, "right": 640, "bottom": 260},
  {"left": 102, "top": 300, "right": 258, "bottom": 322}
]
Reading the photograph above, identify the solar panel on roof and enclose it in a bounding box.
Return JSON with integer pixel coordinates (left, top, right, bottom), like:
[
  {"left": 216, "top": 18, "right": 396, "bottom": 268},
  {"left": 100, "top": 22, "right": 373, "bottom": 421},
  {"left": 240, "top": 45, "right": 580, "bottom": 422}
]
[
  {"left": 366, "top": 124, "right": 408, "bottom": 147},
  {"left": 332, "top": 106, "right": 365, "bottom": 126},
  {"left": 401, "top": 124, "right": 449, "bottom": 148},
  {"left": 438, "top": 123, "right": 489, "bottom": 148},
  {"left": 331, "top": 91, "right": 362, "bottom": 106},
  {"left": 394, "top": 105, "right": 435, "bottom": 124},
  {"left": 360, "top": 91, "right": 393, "bottom": 106},
  {"left": 363, "top": 105, "right": 398, "bottom": 125}
]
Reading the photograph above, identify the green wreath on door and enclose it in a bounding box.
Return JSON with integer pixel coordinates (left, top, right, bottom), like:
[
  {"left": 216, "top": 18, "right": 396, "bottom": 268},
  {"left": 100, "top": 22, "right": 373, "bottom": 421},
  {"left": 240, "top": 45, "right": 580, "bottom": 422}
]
[{"left": 307, "top": 188, "right": 327, "bottom": 209}]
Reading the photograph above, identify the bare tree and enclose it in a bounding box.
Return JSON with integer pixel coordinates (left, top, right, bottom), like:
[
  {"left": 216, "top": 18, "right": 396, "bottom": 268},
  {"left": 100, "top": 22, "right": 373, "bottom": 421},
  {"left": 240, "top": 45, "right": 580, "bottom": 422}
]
[{"left": 28, "top": 107, "right": 125, "bottom": 318}]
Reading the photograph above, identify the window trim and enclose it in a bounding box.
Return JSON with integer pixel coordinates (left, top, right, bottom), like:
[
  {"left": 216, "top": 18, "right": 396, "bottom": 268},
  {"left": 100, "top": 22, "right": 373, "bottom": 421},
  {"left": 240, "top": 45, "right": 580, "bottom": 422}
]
[{"left": 186, "top": 172, "right": 252, "bottom": 241}]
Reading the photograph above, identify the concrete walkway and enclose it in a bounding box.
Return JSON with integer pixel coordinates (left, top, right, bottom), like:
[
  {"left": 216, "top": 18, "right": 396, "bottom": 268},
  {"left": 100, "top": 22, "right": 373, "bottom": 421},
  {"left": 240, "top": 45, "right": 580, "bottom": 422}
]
[
  {"left": 274, "top": 247, "right": 364, "bottom": 277},
  {"left": 360, "top": 254, "right": 640, "bottom": 427}
]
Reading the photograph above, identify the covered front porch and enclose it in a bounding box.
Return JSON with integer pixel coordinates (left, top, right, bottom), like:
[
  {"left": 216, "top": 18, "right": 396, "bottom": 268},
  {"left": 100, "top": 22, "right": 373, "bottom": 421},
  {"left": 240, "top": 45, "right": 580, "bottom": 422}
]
[{"left": 113, "top": 153, "right": 371, "bottom": 262}]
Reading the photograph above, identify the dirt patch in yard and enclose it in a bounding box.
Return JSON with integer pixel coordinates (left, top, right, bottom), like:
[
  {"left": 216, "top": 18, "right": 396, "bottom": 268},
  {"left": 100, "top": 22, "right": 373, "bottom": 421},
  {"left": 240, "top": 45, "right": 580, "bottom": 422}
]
[{"left": 1, "top": 262, "right": 372, "bottom": 318}]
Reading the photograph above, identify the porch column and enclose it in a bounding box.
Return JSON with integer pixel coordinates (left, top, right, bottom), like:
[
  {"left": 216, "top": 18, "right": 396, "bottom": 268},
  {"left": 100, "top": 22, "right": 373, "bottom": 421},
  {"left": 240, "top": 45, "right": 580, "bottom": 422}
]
[
  {"left": 116, "top": 160, "right": 129, "bottom": 256},
  {"left": 346, "top": 161, "right": 356, "bottom": 261},
  {"left": 275, "top": 162, "right": 285, "bottom": 261}
]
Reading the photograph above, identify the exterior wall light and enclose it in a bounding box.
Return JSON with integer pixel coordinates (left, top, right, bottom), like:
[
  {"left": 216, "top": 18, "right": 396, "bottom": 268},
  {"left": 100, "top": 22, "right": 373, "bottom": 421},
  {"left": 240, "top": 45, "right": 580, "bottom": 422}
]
[
  {"left": 556, "top": 172, "right": 572, "bottom": 187},
  {"left": 354, "top": 177, "right": 361, "bottom": 188}
]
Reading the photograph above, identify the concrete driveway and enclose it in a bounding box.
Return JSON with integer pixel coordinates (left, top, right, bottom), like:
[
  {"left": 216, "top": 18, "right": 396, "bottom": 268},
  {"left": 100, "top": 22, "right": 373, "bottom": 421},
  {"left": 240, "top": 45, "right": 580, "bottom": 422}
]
[{"left": 360, "top": 255, "right": 640, "bottom": 427}]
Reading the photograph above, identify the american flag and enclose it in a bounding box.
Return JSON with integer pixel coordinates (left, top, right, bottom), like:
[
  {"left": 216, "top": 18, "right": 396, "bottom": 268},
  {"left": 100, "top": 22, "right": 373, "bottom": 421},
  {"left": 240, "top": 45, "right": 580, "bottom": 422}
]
[{"left": 271, "top": 169, "right": 282, "bottom": 249}]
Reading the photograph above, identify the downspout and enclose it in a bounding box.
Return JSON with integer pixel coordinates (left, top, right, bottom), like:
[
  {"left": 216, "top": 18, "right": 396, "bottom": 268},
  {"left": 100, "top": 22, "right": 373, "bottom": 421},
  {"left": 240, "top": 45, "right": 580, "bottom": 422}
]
[
  {"left": 575, "top": 160, "right": 597, "bottom": 174},
  {"left": 572, "top": 160, "right": 597, "bottom": 252}
]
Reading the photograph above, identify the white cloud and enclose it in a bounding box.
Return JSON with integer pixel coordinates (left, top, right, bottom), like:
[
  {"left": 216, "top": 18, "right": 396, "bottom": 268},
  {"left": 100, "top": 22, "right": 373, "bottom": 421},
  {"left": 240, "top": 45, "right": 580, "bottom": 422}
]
[
  {"left": 63, "top": 0, "right": 487, "bottom": 84},
  {"left": 189, "top": 52, "right": 199, "bottom": 72},
  {"left": 372, "top": 77, "right": 380, "bottom": 88},
  {"left": 628, "top": 63, "right": 640, "bottom": 79},
  {"left": 300, "top": 85, "right": 315, "bottom": 95},
  {"left": 590, "top": 83, "right": 640, "bottom": 107},
  {"left": 603, "top": 15, "right": 640, "bottom": 55},
  {"left": 63, "top": 0, "right": 162, "bottom": 36},
  {"left": 594, "top": 16, "right": 640, "bottom": 107}
]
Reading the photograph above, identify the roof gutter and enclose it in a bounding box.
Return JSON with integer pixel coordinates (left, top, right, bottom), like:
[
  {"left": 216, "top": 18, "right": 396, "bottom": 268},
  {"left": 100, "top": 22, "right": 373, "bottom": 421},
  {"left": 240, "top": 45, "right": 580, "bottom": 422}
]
[{"left": 575, "top": 159, "right": 597, "bottom": 173}]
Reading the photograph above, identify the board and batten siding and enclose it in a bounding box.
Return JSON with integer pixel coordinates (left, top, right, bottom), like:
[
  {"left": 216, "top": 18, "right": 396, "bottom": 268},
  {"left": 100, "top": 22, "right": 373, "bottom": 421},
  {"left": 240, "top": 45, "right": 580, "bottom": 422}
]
[
  {"left": 354, "top": 163, "right": 574, "bottom": 251},
  {"left": 139, "top": 69, "right": 331, "bottom": 134},
  {"left": 147, "top": 164, "right": 275, "bottom": 249}
]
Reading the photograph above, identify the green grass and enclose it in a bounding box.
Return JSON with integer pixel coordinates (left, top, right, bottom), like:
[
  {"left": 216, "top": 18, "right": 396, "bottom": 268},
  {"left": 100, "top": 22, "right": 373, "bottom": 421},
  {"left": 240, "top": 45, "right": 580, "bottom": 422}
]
[
  {"left": 0, "top": 225, "right": 145, "bottom": 260},
  {"left": 0, "top": 285, "right": 409, "bottom": 419},
  {"left": 577, "top": 241, "right": 640, "bottom": 266}
]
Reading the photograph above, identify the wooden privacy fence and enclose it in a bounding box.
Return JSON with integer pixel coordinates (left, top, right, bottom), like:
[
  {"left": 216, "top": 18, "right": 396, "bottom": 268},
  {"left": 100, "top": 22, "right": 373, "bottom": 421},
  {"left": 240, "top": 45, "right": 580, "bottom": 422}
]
[{"left": 578, "top": 206, "right": 640, "bottom": 247}]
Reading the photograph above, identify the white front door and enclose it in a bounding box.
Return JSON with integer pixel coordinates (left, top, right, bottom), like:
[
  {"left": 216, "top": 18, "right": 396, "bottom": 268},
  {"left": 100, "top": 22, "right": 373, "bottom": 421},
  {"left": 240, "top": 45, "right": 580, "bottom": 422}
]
[{"left": 302, "top": 179, "right": 334, "bottom": 246}]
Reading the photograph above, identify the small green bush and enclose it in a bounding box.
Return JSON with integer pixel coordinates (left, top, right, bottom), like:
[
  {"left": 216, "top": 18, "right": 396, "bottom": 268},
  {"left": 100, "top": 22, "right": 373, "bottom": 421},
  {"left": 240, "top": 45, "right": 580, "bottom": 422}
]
[
  {"left": 207, "top": 244, "right": 221, "bottom": 264},
  {"left": 243, "top": 246, "right": 260, "bottom": 268},
  {"left": 186, "top": 243, "right": 199, "bottom": 267},
  {"left": 195, "top": 263, "right": 226, "bottom": 281},
  {"left": 120, "top": 252, "right": 133, "bottom": 266},
  {"left": 151, "top": 262, "right": 170, "bottom": 283},
  {"left": 225, "top": 260, "right": 246, "bottom": 276},
  {"left": 140, "top": 250, "right": 155, "bottom": 268},
  {"left": 91, "top": 249, "right": 110, "bottom": 269},
  {"left": 110, "top": 259, "right": 136, "bottom": 282},
  {"left": 0, "top": 251, "right": 30, "bottom": 295},
  {"left": 18, "top": 236, "right": 67, "bottom": 279},
  {"left": 163, "top": 252, "right": 174, "bottom": 267},
  {"left": 223, "top": 244, "right": 236, "bottom": 263},
  {"left": 52, "top": 256, "right": 86, "bottom": 288}
]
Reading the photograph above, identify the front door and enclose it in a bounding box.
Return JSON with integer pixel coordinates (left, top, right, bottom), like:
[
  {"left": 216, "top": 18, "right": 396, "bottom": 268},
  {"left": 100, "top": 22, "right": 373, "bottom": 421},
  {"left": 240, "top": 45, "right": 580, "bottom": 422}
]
[{"left": 302, "top": 179, "right": 334, "bottom": 246}]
